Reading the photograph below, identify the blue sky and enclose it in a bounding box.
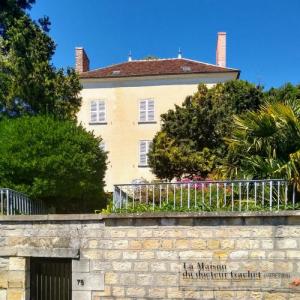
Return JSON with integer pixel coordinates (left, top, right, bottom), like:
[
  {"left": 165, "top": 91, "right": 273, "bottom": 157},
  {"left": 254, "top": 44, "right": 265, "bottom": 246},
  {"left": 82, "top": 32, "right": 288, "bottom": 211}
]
[{"left": 30, "top": 0, "right": 300, "bottom": 89}]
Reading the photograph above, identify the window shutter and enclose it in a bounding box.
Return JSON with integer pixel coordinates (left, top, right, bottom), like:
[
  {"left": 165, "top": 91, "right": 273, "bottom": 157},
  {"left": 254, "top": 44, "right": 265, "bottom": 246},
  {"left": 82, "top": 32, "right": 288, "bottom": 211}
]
[
  {"left": 98, "top": 100, "right": 106, "bottom": 122},
  {"left": 90, "top": 101, "right": 97, "bottom": 123},
  {"left": 139, "top": 100, "right": 147, "bottom": 122},
  {"left": 139, "top": 141, "right": 147, "bottom": 165},
  {"left": 147, "top": 99, "right": 154, "bottom": 121}
]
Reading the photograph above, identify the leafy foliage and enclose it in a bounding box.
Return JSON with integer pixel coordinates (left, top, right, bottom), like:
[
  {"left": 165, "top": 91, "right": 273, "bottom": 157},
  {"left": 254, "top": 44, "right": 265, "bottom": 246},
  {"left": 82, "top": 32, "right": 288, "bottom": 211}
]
[
  {"left": 0, "top": 1, "right": 81, "bottom": 119},
  {"left": 148, "top": 80, "right": 264, "bottom": 180},
  {"left": 224, "top": 99, "right": 300, "bottom": 188},
  {"left": 0, "top": 116, "right": 107, "bottom": 213}
]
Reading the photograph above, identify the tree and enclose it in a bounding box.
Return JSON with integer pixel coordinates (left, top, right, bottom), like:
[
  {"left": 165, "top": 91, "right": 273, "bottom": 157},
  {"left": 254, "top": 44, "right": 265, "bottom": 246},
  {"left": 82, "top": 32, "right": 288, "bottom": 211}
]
[
  {"left": 148, "top": 80, "right": 264, "bottom": 180},
  {"left": 223, "top": 100, "right": 300, "bottom": 188},
  {"left": 0, "top": 116, "right": 107, "bottom": 213},
  {"left": 0, "top": 1, "right": 81, "bottom": 119}
]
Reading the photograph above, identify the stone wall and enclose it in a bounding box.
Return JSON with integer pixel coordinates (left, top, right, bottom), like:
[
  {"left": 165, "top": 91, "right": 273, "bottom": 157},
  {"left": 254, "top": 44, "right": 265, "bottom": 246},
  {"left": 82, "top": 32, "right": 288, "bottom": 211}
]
[{"left": 0, "top": 212, "right": 300, "bottom": 299}]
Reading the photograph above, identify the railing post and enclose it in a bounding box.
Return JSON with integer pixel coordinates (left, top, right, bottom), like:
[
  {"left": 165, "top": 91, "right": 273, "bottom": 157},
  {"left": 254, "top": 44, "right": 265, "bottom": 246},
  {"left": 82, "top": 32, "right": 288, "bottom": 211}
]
[
  {"left": 0, "top": 190, "right": 3, "bottom": 215},
  {"left": 269, "top": 180, "right": 273, "bottom": 211},
  {"left": 112, "top": 185, "right": 116, "bottom": 211},
  {"left": 6, "top": 189, "right": 9, "bottom": 216}
]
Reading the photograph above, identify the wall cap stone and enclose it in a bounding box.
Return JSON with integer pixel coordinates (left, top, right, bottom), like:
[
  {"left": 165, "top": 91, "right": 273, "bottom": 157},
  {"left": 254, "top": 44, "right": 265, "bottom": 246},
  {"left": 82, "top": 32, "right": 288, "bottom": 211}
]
[{"left": 0, "top": 211, "right": 300, "bottom": 222}]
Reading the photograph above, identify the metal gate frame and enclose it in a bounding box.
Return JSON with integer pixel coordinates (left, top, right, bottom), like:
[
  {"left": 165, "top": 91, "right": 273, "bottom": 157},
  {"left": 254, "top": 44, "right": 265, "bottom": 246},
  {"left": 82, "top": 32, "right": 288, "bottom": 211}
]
[{"left": 30, "top": 257, "right": 72, "bottom": 300}]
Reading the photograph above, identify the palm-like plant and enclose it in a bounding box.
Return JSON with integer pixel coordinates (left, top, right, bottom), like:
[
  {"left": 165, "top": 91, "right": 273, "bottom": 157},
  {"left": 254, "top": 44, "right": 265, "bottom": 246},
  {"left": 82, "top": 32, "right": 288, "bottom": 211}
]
[{"left": 224, "top": 100, "right": 300, "bottom": 189}]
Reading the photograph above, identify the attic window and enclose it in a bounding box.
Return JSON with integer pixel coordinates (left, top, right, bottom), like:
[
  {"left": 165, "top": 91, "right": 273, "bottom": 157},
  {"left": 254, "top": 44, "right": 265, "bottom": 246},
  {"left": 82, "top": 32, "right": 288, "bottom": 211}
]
[
  {"left": 112, "top": 70, "right": 121, "bottom": 75},
  {"left": 181, "top": 66, "right": 191, "bottom": 72}
]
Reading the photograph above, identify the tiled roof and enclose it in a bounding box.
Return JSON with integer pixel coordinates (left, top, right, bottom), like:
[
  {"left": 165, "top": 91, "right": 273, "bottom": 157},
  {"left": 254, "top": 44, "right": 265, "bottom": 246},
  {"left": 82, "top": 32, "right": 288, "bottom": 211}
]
[{"left": 79, "top": 58, "right": 240, "bottom": 79}]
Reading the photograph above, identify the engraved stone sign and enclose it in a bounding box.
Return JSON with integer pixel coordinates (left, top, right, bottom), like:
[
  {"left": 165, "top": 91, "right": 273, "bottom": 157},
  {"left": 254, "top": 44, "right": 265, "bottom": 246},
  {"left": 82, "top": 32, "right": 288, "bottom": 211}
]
[{"left": 179, "top": 259, "right": 300, "bottom": 292}]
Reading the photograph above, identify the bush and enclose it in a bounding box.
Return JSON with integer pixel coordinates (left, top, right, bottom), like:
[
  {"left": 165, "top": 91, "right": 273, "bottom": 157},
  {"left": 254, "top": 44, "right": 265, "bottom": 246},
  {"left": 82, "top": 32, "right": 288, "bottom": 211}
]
[{"left": 0, "top": 116, "right": 107, "bottom": 213}]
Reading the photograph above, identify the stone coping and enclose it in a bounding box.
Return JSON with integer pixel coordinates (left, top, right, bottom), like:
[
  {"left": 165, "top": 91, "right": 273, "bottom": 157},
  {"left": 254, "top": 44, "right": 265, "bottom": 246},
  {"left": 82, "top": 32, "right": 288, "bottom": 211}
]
[{"left": 0, "top": 210, "right": 300, "bottom": 222}]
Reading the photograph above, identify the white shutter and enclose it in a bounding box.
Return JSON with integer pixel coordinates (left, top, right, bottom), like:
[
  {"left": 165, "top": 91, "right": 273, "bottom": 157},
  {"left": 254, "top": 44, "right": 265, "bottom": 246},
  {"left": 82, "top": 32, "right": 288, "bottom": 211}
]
[
  {"left": 139, "top": 140, "right": 151, "bottom": 166},
  {"left": 147, "top": 99, "right": 154, "bottom": 121},
  {"left": 139, "top": 141, "right": 147, "bottom": 165},
  {"left": 98, "top": 100, "right": 106, "bottom": 122},
  {"left": 90, "top": 101, "right": 97, "bottom": 123},
  {"left": 139, "top": 100, "right": 147, "bottom": 122}
]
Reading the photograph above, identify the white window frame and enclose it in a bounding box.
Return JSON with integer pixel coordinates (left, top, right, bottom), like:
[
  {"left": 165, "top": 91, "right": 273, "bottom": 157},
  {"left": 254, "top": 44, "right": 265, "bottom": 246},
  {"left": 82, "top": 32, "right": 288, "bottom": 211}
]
[
  {"left": 139, "top": 140, "right": 151, "bottom": 166},
  {"left": 90, "top": 99, "right": 106, "bottom": 124},
  {"left": 139, "top": 99, "right": 155, "bottom": 123}
]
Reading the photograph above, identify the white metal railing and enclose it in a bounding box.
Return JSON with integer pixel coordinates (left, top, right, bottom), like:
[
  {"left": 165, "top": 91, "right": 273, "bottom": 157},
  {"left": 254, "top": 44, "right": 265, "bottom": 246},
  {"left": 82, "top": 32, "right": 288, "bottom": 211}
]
[
  {"left": 113, "top": 179, "right": 298, "bottom": 212},
  {"left": 0, "top": 188, "right": 46, "bottom": 215}
]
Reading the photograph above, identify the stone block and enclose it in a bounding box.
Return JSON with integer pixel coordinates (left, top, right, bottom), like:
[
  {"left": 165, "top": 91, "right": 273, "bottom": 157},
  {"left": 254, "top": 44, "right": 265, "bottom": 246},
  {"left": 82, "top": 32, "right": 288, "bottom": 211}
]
[
  {"left": 9, "top": 258, "right": 26, "bottom": 271},
  {"left": 126, "top": 287, "right": 146, "bottom": 297},
  {"left": 133, "top": 262, "right": 148, "bottom": 271},
  {"left": 90, "top": 261, "right": 110, "bottom": 273},
  {"left": 191, "top": 239, "right": 206, "bottom": 249},
  {"left": 207, "top": 239, "right": 220, "bottom": 249},
  {"left": 138, "top": 229, "right": 153, "bottom": 237},
  {"left": 80, "top": 249, "right": 103, "bottom": 260},
  {"left": 8, "top": 271, "right": 25, "bottom": 288},
  {"left": 150, "top": 262, "right": 167, "bottom": 272},
  {"left": 220, "top": 239, "right": 235, "bottom": 249},
  {"left": 156, "top": 250, "right": 178, "bottom": 260},
  {"left": 161, "top": 239, "right": 173, "bottom": 249},
  {"left": 155, "top": 274, "right": 178, "bottom": 286},
  {"left": 179, "top": 250, "right": 212, "bottom": 259},
  {"left": 148, "top": 287, "right": 166, "bottom": 298},
  {"left": 105, "top": 272, "right": 118, "bottom": 284},
  {"left": 113, "top": 240, "right": 128, "bottom": 249},
  {"left": 136, "top": 273, "right": 153, "bottom": 285},
  {"left": 175, "top": 239, "right": 190, "bottom": 249},
  {"left": 229, "top": 250, "right": 249, "bottom": 259},
  {"left": 276, "top": 238, "right": 297, "bottom": 249},
  {"left": 0, "top": 289, "right": 6, "bottom": 300},
  {"left": 249, "top": 250, "right": 266, "bottom": 259},
  {"left": 109, "top": 229, "right": 127, "bottom": 238},
  {"left": 72, "top": 272, "right": 104, "bottom": 291},
  {"left": 72, "top": 259, "right": 90, "bottom": 273},
  {"left": 104, "top": 250, "right": 122, "bottom": 260},
  {"left": 7, "top": 289, "right": 24, "bottom": 300},
  {"left": 112, "top": 286, "right": 125, "bottom": 297},
  {"left": 167, "top": 287, "right": 184, "bottom": 298},
  {"left": 139, "top": 251, "right": 155, "bottom": 260},
  {"left": 126, "top": 229, "right": 138, "bottom": 237},
  {"left": 112, "top": 262, "right": 132, "bottom": 271},
  {"left": 73, "top": 291, "right": 91, "bottom": 300},
  {"left": 143, "top": 239, "right": 160, "bottom": 249},
  {"left": 0, "top": 271, "right": 8, "bottom": 288},
  {"left": 119, "top": 273, "right": 136, "bottom": 285},
  {"left": 122, "top": 251, "right": 137, "bottom": 260},
  {"left": 128, "top": 240, "right": 142, "bottom": 250}
]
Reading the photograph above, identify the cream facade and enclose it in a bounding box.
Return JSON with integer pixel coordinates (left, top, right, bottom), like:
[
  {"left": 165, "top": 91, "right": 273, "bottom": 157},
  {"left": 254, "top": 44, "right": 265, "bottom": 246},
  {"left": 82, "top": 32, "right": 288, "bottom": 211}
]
[{"left": 77, "top": 72, "right": 238, "bottom": 191}]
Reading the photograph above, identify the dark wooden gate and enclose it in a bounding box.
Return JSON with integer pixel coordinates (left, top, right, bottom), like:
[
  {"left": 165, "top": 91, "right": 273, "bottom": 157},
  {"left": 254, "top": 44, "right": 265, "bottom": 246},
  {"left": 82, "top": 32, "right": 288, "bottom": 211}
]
[{"left": 30, "top": 258, "right": 72, "bottom": 300}]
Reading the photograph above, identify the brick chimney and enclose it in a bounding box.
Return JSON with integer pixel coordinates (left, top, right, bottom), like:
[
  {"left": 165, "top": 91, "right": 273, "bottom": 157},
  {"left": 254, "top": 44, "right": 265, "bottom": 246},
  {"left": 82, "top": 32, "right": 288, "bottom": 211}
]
[
  {"left": 216, "top": 32, "right": 226, "bottom": 67},
  {"left": 75, "top": 47, "right": 90, "bottom": 73}
]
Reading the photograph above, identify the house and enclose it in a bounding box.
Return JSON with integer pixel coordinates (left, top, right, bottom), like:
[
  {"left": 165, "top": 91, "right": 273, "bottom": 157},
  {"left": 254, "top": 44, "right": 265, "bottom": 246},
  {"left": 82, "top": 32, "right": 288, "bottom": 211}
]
[{"left": 75, "top": 32, "right": 240, "bottom": 191}]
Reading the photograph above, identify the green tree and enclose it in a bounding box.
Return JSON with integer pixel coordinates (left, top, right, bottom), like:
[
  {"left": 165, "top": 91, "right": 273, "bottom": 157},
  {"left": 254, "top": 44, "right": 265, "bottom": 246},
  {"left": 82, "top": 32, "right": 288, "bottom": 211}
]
[
  {"left": 224, "top": 100, "right": 300, "bottom": 188},
  {"left": 0, "top": 1, "right": 81, "bottom": 119},
  {"left": 0, "top": 116, "right": 107, "bottom": 213},
  {"left": 148, "top": 80, "right": 264, "bottom": 180}
]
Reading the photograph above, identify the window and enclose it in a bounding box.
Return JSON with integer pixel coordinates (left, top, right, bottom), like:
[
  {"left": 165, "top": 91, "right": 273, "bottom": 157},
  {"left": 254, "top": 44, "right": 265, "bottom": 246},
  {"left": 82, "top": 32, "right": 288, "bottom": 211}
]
[
  {"left": 139, "top": 99, "right": 155, "bottom": 123},
  {"left": 99, "top": 141, "right": 105, "bottom": 151},
  {"left": 90, "top": 100, "right": 106, "bottom": 123},
  {"left": 139, "top": 140, "right": 151, "bottom": 166}
]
